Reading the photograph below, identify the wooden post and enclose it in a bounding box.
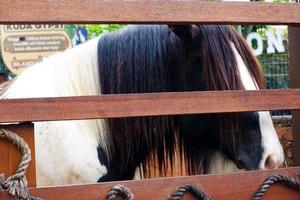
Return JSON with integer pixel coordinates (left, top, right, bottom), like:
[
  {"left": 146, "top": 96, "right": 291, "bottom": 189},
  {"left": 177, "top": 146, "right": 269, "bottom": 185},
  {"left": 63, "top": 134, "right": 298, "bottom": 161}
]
[
  {"left": 0, "top": 123, "right": 36, "bottom": 187},
  {"left": 288, "top": 26, "right": 300, "bottom": 166}
]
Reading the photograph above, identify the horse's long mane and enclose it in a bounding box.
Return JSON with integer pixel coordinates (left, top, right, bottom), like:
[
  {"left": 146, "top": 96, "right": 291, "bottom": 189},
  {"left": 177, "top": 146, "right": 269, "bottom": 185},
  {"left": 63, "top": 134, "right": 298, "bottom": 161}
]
[
  {"left": 98, "top": 25, "right": 264, "bottom": 179},
  {"left": 98, "top": 25, "right": 185, "bottom": 179}
]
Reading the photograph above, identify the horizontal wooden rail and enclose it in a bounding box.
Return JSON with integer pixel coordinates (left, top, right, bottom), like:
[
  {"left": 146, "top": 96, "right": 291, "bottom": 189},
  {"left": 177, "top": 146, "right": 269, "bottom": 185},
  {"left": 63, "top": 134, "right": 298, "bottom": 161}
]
[
  {"left": 0, "top": 1, "right": 300, "bottom": 24},
  {"left": 1, "top": 167, "right": 299, "bottom": 200},
  {"left": 0, "top": 89, "right": 300, "bottom": 123}
]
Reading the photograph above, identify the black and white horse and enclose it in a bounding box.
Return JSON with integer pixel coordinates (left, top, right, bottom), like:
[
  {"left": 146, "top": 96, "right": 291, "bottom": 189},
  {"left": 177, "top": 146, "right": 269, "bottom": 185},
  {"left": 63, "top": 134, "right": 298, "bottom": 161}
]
[{"left": 0, "top": 25, "right": 283, "bottom": 186}]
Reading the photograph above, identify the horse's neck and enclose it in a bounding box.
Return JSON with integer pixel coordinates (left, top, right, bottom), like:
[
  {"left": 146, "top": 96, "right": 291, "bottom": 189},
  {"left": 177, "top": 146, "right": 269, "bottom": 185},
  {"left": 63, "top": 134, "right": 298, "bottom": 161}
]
[
  {"left": 0, "top": 36, "right": 106, "bottom": 149},
  {"left": 2, "top": 37, "right": 101, "bottom": 99}
]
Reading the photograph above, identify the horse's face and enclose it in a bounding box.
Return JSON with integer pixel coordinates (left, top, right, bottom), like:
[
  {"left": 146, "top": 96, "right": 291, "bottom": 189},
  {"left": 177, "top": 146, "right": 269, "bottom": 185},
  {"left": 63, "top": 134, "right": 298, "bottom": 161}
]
[
  {"left": 169, "top": 25, "right": 284, "bottom": 172},
  {"left": 222, "top": 112, "right": 283, "bottom": 170}
]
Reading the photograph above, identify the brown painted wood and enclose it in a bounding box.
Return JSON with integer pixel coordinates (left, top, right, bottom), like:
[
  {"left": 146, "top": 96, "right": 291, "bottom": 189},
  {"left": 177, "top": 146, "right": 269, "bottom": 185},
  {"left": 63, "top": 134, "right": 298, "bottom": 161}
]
[
  {"left": 0, "top": 123, "right": 36, "bottom": 187},
  {"left": 0, "top": 1, "right": 300, "bottom": 24},
  {"left": 289, "top": 26, "right": 300, "bottom": 166},
  {"left": 0, "top": 89, "right": 300, "bottom": 123},
  {"left": 1, "top": 168, "right": 299, "bottom": 200}
]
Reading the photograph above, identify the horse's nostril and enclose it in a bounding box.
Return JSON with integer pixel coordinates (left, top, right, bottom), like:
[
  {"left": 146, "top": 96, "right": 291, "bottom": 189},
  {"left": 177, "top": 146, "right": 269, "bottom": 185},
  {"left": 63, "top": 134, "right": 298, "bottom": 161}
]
[
  {"left": 265, "top": 157, "right": 270, "bottom": 166},
  {"left": 264, "top": 154, "right": 278, "bottom": 169},
  {"left": 236, "top": 159, "right": 245, "bottom": 169}
]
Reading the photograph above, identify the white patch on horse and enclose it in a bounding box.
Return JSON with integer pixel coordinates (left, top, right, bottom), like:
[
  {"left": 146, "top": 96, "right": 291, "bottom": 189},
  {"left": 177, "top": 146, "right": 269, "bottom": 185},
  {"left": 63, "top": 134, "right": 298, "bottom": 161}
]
[
  {"left": 133, "top": 164, "right": 144, "bottom": 180},
  {"left": 231, "top": 43, "right": 284, "bottom": 169},
  {"left": 258, "top": 112, "right": 284, "bottom": 169},
  {"left": 35, "top": 121, "right": 107, "bottom": 186},
  {"left": 1, "top": 37, "right": 109, "bottom": 186},
  {"left": 206, "top": 152, "right": 240, "bottom": 174},
  {"left": 230, "top": 43, "right": 258, "bottom": 91}
]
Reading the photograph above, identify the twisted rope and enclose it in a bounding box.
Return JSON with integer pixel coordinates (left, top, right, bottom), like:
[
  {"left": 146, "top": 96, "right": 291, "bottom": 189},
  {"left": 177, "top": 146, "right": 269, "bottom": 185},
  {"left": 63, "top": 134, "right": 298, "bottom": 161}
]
[
  {"left": 168, "top": 184, "right": 212, "bottom": 200},
  {"left": 251, "top": 174, "right": 300, "bottom": 200},
  {"left": 167, "top": 174, "right": 300, "bottom": 200},
  {"left": 0, "top": 129, "right": 42, "bottom": 200},
  {"left": 106, "top": 184, "right": 134, "bottom": 200}
]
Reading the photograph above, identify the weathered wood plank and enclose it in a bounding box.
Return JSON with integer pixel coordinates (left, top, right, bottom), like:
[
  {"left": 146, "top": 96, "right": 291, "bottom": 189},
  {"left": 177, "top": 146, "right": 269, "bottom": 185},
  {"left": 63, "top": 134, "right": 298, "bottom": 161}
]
[
  {"left": 1, "top": 168, "right": 299, "bottom": 200},
  {"left": 289, "top": 26, "right": 300, "bottom": 166},
  {"left": 0, "top": 89, "right": 300, "bottom": 123},
  {"left": 0, "top": 123, "right": 36, "bottom": 187},
  {"left": 0, "top": 1, "right": 300, "bottom": 24}
]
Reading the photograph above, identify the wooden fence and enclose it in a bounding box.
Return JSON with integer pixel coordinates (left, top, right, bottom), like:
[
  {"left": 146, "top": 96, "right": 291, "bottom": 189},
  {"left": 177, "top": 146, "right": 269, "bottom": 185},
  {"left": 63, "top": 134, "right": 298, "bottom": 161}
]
[{"left": 0, "top": 0, "right": 300, "bottom": 199}]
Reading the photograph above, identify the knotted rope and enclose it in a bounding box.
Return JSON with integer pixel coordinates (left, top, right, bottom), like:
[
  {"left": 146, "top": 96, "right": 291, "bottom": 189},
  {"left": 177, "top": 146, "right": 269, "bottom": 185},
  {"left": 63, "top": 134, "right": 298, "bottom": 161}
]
[
  {"left": 251, "top": 174, "right": 300, "bottom": 200},
  {"left": 168, "top": 184, "right": 212, "bottom": 200},
  {"left": 106, "top": 184, "right": 134, "bottom": 200},
  {"left": 0, "top": 129, "right": 42, "bottom": 200}
]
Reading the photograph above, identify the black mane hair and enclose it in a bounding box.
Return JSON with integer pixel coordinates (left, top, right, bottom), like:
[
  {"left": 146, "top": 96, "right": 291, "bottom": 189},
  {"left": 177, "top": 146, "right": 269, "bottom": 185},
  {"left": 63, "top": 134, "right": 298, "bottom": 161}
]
[
  {"left": 97, "top": 25, "right": 184, "bottom": 180},
  {"left": 97, "top": 25, "right": 264, "bottom": 180}
]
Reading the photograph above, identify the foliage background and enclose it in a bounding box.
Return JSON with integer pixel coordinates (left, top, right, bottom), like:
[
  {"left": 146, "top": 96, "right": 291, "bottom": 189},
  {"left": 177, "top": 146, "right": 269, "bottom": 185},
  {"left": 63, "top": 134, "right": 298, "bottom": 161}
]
[{"left": 65, "top": 24, "right": 125, "bottom": 39}]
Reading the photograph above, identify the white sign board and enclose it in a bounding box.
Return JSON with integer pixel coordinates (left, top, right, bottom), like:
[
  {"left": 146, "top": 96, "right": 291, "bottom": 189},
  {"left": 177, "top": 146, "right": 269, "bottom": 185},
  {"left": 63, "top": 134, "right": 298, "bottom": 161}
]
[{"left": 1, "top": 25, "right": 71, "bottom": 75}]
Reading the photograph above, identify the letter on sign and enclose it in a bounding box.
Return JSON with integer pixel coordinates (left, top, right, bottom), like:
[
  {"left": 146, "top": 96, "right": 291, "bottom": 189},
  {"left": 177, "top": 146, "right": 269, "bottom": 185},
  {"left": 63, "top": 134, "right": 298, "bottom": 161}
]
[
  {"left": 266, "top": 30, "right": 285, "bottom": 54},
  {"left": 246, "top": 32, "right": 263, "bottom": 56}
]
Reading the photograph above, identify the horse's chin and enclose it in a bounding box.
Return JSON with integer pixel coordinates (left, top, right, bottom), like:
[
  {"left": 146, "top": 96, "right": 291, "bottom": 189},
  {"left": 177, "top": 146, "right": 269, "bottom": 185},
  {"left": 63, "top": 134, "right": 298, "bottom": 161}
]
[{"left": 205, "top": 151, "right": 245, "bottom": 174}]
